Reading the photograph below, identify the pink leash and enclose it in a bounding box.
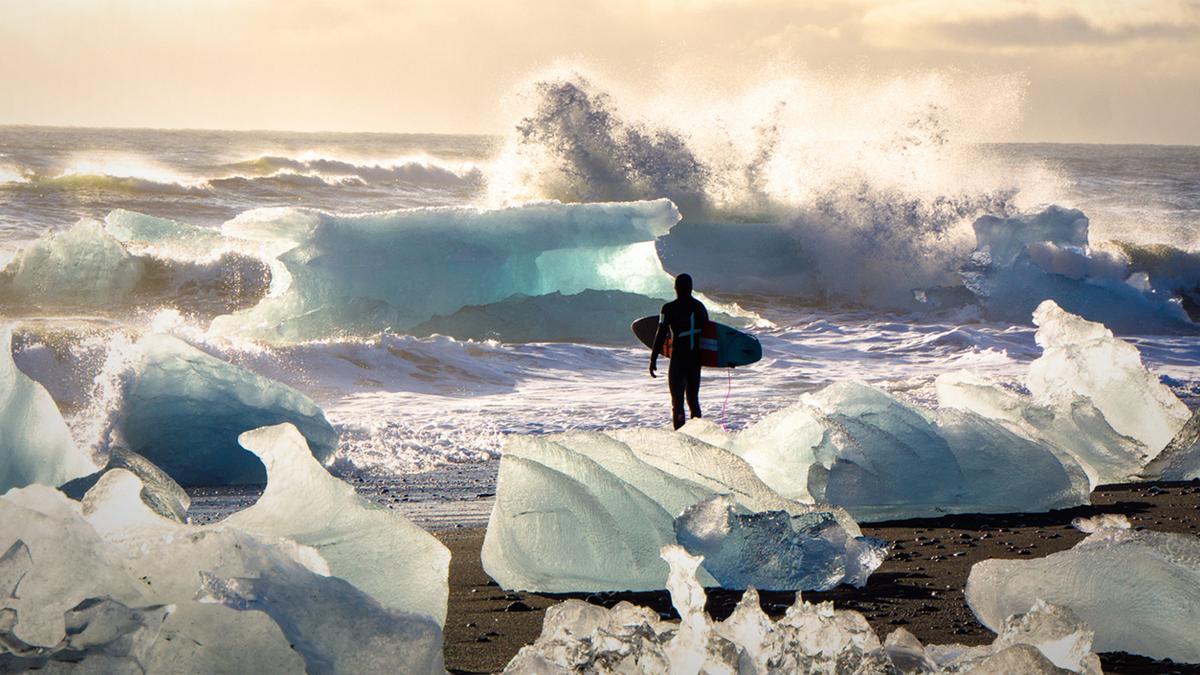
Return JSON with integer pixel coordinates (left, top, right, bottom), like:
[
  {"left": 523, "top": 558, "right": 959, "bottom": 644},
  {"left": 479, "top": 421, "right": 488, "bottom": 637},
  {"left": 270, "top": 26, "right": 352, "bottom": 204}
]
[{"left": 718, "top": 369, "right": 732, "bottom": 431}]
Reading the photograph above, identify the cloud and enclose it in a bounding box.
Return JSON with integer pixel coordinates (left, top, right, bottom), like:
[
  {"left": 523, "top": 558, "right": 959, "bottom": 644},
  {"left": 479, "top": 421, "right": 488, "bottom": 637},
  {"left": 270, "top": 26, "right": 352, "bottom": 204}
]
[{"left": 862, "top": 0, "right": 1200, "bottom": 50}]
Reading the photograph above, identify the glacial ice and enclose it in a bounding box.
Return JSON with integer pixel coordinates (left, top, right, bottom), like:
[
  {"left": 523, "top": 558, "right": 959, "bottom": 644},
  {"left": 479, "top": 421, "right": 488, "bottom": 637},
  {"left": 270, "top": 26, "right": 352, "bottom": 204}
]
[
  {"left": 966, "top": 514, "right": 1200, "bottom": 663},
  {"left": 1, "top": 459, "right": 448, "bottom": 673},
  {"left": 938, "top": 300, "right": 1189, "bottom": 486},
  {"left": 117, "top": 334, "right": 338, "bottom": 486},
  {"left": 674, "top": 495, "right": 888, "bottom": 591},
  {"left": 1142, "top": 407, "right": 1200, "bottom": 480},
  {"left": 691, "top": 381, "right": 1087, "bottom": 522},
  {"left": 210, "top": 200, "right": 680, "bottom": 341},
  {"left": 960, "top": 206, "right": 1197, "bottom": 333},
  {"left": 505, "top": 544, "right": 1102, "bottom": 674},
  {"left": 60, "top": 446, "right": 191, "bottom": 523},
  {"left": 225, "top": 423, "right": 451, "bottom": 624},
  {"left": 0, "top": 328, "right": 97, "bottom": 493},
  {"left": 0, "top": 219, "right": 144, "bottom": 306},
  {"left": 481, "top": 430, "right": 886, "bottom": 593},
  {"left": 1028, "top": 300, "right": 1190, "bottom": 451}
]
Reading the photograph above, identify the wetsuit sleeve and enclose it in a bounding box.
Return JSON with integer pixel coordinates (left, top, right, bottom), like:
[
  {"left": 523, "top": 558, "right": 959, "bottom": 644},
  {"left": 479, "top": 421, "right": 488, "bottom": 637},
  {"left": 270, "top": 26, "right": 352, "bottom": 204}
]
[
  {"left": 698, "top": 300, "right": 709, "bottom": 325},
  {"left": 650, "top": 304, "right": 670, "bottom": 360}
]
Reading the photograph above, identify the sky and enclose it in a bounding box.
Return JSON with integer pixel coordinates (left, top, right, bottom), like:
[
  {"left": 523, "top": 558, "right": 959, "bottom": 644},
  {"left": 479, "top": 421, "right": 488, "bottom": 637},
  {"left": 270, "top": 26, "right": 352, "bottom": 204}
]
[{"left": 0, "top": 0, "right": 1197, "bottom": 143}]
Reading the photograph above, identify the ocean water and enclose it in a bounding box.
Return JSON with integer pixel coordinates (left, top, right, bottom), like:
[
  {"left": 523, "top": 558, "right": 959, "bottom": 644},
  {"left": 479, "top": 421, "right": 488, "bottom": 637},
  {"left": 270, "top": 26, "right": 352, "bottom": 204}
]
[{"left": 3, "top": 76, "right": 1199, "bottom": 481}]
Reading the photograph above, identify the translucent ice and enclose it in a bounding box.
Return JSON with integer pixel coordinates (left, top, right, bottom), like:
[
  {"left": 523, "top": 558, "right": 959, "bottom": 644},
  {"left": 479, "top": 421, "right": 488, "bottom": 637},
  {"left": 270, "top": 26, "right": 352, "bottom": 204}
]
[
  {"left": 0, "top": 219, "right": 144, "bottom": 306},
  {"left": 1029, "top": 300, "right": 1189, "bottom": 451},
  {"left": 1142, "top": 407, "right": 1200, "bottom": 481},
  {"left": 967, "top": 514, "right": 1200, "bottom": 663},
  {"left": 0, "top": 328, "right": 97, "bottom": 493},
  {"left": 938, "top": 301, "right": 1190, "bottom": 486},
  {"left": 960, "top": 206, "right": 1196, "bottom": 333},
  {"left": 1, "top": 421, "right": 450, "bottom": 674},
  {"left": 59, "top": 446, "right": 191, "bottom": 523},
  {"left": 482, "top": 430, "right": 881, "bottom": 592},
  {"left": 118, "top": 334, "right": 338, "bottom": 486},
  {"left": 506, "top": 544, "right": 1102, "bottom": 674},
  {"left": 225, "top": 423, "right": 451, "bottom": 624},
  {"left": 211, "top": 199, "right": 680, "bottom": 341},
  {"left": 674, "top": 495, "right": 888, "bottom": 591},
  {"left": 703, "top": 381, "right": 1086, "bottom": 522}
]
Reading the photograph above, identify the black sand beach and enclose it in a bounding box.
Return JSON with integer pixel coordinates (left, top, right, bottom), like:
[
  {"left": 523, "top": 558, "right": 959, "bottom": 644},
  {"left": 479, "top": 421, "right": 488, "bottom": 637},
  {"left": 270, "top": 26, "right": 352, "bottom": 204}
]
[{"left": 436, "top": 480, "right": 1200, "bottom": 675}]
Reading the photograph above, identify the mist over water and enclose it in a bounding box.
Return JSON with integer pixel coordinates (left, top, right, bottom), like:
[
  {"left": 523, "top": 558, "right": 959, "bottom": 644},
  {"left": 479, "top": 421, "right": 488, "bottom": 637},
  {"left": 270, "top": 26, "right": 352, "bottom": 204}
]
[{"left": 2, "top": 69, "right": 1199, "bottom": 475}]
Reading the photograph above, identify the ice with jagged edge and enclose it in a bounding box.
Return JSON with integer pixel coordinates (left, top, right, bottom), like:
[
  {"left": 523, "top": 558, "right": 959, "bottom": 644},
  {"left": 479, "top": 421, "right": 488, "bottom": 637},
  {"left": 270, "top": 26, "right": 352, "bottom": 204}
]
[
  {"left": 967, "top": 514, "right": 1200, "bottom": 663},
  {"left": 0, "top": 327, "right": 97, "bottom": 494},
  {"left": 116, "top": 333, "right": 338, "bottom": 486},
  {"left": 940, "top": 300, "right": 1190, "bottom": 487},
  {"left": 505, "top": 544, "right": 1102, "bottom": 674},
  {"left": 0, "top": 443, "right": 448, "bottom": 672},
  {"left": 684, "top": 380, "right": 1088, "bottom": 522},
  {"left": 958, "top": 205, "right": 1197, "bottom": 333},
  {"left": 481, "top": 429, "right": 887, "bottom": 593},
  {"left": 0, "top": 219, "right": 144, "bottom": 306},
  {"left": 1142, "top": 407, "right": 1200, "bottom": 481},
  {"left": 60, "top": 446, "right": 192, "bottom": 523},
  {"left": 225, "top": 423, "right": 451, "bottom": 624}
]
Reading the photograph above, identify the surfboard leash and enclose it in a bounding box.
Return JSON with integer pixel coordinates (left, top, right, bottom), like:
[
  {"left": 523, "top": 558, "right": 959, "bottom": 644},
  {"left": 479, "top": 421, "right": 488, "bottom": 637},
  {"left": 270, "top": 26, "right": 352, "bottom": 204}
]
[{"left": 719, "top": 368, "right": 732, "bottom": 431}]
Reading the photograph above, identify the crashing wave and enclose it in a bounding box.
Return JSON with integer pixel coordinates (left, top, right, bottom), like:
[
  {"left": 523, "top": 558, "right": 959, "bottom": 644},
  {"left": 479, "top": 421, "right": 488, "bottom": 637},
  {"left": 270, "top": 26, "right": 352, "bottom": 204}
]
[{"left": 222, "top": 154, "right": 485, "bottom": 188}]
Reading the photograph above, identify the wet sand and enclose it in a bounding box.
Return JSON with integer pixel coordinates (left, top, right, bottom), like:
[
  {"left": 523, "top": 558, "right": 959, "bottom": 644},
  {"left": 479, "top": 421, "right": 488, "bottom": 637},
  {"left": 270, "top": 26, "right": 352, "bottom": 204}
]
[{"left": 436, "top": 480, "right": 1200, "bottom": 675}]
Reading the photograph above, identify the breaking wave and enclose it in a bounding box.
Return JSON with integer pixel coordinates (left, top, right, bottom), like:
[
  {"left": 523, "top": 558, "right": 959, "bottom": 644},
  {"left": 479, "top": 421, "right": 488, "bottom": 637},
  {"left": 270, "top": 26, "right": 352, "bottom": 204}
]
[{"left": 486, "top": 70, "right": 1067, "bottom": 308}]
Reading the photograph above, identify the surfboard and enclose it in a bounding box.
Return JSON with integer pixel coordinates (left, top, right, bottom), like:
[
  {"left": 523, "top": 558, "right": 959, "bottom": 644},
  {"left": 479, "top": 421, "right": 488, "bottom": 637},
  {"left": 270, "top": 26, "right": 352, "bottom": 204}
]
[{"left": 631, "top": 315, "right": 762, "bottom": 368}]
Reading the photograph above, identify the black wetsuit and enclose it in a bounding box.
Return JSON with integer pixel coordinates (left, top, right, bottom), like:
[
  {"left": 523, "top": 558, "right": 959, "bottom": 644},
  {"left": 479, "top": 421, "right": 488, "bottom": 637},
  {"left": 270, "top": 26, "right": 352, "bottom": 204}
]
[{"left": 652, "top": 296, "right": 709, "bottom": 429}]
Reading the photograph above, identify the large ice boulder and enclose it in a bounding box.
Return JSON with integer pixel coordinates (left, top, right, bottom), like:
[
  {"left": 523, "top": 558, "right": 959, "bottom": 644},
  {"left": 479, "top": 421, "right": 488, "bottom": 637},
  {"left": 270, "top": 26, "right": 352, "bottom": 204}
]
[
  {"left": 960, "top": 206, "right": 1196, "bottom": 333},
  {"left": 117, "top": 334, "right": 338, "bottom": 486},
  {"left": 505, "top": 544, "right": 1102, "bottom": 674},
  {"left": 1028, "top": 300, "right": 1189, "bottom": 452},
  {"left": 1, "top": 461, "right": 448, "bottom": 673},
  {"left": 966, "top": 514, "right": 1200, "bottom": 663},
  {"left": 690, "top": 381, "right": 1087, "bottom": 522},
  {"left": 481, "top": 430, "right": 885, "bottom": 593},
  {"left": 674, "top": 494, "right": 886, "bottom": 591},
  {"left": 225, "top": 424, "right": 451, "bottom": 624},
  {"left": 0, "top": 219, "right": 144, "bottom": 306},
  {"left": 210, "top": 200, "right": 681, "bottom": 341},
  {"left": 0, "top": 327, "right": 97, "bottom": 493},
  {"left": 939, "top": 300, "right": 1189, "bottom": 486}
]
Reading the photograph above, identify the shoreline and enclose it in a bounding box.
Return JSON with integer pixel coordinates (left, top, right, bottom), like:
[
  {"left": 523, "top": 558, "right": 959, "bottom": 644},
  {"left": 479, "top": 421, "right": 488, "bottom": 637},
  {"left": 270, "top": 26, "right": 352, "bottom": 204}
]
[{"left": 435, "top": 480, "right": 1200, "bottom": 674}]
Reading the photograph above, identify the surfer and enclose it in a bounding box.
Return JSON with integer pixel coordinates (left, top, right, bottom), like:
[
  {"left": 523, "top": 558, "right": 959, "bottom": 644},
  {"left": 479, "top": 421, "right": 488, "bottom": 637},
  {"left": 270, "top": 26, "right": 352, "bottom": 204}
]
[{"left": 650, "top": 273, "right": 709, "bottom": 430}]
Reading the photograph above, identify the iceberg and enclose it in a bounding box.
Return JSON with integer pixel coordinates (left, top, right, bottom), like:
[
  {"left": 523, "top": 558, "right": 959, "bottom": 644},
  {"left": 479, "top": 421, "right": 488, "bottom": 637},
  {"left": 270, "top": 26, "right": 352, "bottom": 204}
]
[
  {"left": 959, "top": 206, "right": 1196, "bottom": 333},
  {"left": 225, "top": 424, "right": 451, "bottom": 624},
  {"left": 117, "top": 334, "right": 338, "bottom": 486},
  {"left": 691, "top": 381, "right": 1087, "bottom": 522},
  {"left": 0, "top": 220, "right": 144, "bottom": 307},
  {"left": 505, "top": 544, "right": 1102, "bottom": 674},
  {"left": 966, "top": 514, "right": 1200, "bottom": 663},
  {"left": 0, "top": 327, "right": 97, "bottom": 493},
  {"left": 1028, "top": 300, "right": 1189, "bottom": 452},
  {"left": 481, "top": 429, "right": 884, "bottom": 593},
  {"left": 210, "top": 200, "right": 680, "bottom": 341},
  {"left": 939, "top": 300, "right": 1189, "bottom": 486}
]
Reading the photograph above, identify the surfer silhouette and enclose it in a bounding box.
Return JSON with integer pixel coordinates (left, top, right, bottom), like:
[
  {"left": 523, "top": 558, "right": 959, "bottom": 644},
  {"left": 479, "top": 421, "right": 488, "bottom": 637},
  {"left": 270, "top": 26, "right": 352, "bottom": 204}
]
[{"left": 650, "top": 273, "right": 709, "bottom": 430}]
